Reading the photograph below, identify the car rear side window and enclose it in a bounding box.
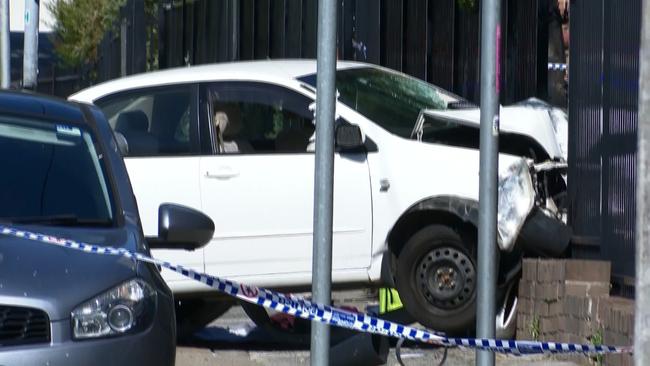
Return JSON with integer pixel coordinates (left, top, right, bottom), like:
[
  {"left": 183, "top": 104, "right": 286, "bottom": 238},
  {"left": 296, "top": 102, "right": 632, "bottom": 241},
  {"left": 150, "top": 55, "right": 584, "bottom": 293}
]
[
  {"left": 0, "top": 115, "right": 115, "bottom": 225},
  {"left": 96, "top": 86, "right": 195, "bottom": 157}
]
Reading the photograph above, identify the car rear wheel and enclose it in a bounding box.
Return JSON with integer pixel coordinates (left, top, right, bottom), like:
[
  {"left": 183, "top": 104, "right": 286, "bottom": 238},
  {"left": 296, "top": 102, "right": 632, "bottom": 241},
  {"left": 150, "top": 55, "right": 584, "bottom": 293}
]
[{"left": 396, "top": 224, "right": 496, "bottom": 335}]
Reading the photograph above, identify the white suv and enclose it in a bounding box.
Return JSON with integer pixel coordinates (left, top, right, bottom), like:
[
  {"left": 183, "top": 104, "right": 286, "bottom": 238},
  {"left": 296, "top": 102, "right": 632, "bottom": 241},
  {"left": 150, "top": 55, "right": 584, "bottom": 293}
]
[{"left": 70, "top": 60, "right": 570, "bottom": 336}]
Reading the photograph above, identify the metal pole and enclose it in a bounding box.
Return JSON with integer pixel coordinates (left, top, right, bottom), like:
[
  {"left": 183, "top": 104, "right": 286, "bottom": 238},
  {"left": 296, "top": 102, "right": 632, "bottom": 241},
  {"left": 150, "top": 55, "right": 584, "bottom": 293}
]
[
  {"left": 476, "top": 0, "right": 501, "bottom": 365},
  {"left": 0, "top": 0, "right": 9, "bottom": 89},
  {"left": 635, "top": 0, "right": 650, "bottom": 363},
  {"left": 22, "top": 0, "right": 39, "bottom": 90},
  {"left": 310, "top": 0, "right": 337, "bottom": 364}
]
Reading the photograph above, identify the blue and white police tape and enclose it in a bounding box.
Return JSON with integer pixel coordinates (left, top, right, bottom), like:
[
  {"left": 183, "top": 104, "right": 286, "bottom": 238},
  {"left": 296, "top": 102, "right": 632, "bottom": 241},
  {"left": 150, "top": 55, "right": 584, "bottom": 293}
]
[
  {"left": 548, "top": 62, "right": 568, "bottom": 71},
  {"left": 0, "top": 225, "right": 632, "bottom": 356}
]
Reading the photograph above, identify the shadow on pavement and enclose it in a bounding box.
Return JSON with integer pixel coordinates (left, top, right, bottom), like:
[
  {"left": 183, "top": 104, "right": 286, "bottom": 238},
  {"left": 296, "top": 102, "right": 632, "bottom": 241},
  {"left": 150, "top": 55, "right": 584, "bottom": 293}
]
[{"left": 178, "top": 324, "right": 310, "bottom": 350}]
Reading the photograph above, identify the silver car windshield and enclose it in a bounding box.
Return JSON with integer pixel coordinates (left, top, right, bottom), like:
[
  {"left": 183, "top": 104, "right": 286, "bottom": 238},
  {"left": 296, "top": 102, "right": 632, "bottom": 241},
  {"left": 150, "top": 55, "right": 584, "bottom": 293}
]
[{"left": 0, "top": 116, "right": 114, "bottom": 226}]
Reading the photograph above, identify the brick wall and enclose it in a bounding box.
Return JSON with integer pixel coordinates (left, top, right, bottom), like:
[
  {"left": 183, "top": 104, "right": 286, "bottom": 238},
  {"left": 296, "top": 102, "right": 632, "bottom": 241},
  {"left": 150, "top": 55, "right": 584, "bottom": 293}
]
[{"left": 517, "top": 259, "right": 633, "bottom": 366}]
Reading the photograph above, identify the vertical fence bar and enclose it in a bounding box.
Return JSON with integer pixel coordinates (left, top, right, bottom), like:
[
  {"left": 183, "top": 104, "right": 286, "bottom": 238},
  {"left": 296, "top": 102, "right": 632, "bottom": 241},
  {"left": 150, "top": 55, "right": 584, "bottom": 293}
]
[
  {"left": 157, "top": 1, "right": 169, "bottom": 69},
  {"left": 120, "top": 20, "right": 127, "bottom": 76},
  {"left": 403, "top": 0, "right": 427, "bottom": 79},
  {"left": 285, "top": 0, "right": 302, "bottom": 58},
  {"left": 354, "top": 0, "right": 380, "bottom": 63},
  {"left": 240, "top": 0, "right": 255, "bottom": 60},
  {"left": 339, "top": 0, "right": 354, "bottom": 60},
  {"left": 302, "top": 0, "right": 318, "bottom": 58},
  {"left": 0, "top": 0, "right": 9, "bottom": 88},
  {"left": 476, "top": 0, "right": 501, "bottom": 365},
  {"left": 567, "top": 0, "right": 604, "bottom": 261},
  {"left": 270, "top": 0, "right": 286, "bottom": 58},
  {"left": 428, "top": 0, "right": 455, "bottom": 90},
  {"left": 381, "top": 0, "right": 403, "bottom": 71},
  {"left": 183, "top": 0, "right": 194, "bottom": 65},
  {"left": 211, "top": 0, "right": 228, "bottom": 62},
  {"left": 310, "top": 0, "right": 338, "bottom": 364},
  {"left": 535, "top": 0, "right": 549, "bottom": 101},
  {"left": 193, "top": 0, "right": 207, "bottom": 64},
  {"left": 231, "top": 0, "right": 239, "bottom": 61},
  {"left": 453, "top": 5, "right": 481, "bottom": 102},
  {"left": 254, "top": 0, "right": 270, "bottom": 59}
]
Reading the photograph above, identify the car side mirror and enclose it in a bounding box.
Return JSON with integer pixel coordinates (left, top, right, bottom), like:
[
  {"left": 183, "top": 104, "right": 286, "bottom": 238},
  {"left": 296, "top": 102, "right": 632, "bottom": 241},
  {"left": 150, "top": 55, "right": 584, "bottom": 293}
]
[
  {"left": 335, "top": 124, "right": 364, "bottom": 151},
  {"left": 147, "top": 203, "right": 214, "bottom": 251}
]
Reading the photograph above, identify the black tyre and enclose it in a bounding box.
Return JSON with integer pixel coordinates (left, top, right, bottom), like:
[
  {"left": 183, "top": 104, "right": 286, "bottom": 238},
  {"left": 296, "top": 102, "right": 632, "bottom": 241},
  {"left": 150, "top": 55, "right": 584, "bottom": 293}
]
[{"left": 395, "top": 225, "right": 486, "bottom": 335}]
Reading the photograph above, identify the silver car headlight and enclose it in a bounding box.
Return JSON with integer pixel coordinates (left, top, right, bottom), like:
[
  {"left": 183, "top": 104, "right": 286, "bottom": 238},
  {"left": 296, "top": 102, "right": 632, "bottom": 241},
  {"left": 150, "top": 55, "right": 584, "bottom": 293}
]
[
  {"left": 72, "top": 278, "right": 156, "bottom": 339},
  {"left": 497, "top": 159, "right": 535, "bottom": 251}
]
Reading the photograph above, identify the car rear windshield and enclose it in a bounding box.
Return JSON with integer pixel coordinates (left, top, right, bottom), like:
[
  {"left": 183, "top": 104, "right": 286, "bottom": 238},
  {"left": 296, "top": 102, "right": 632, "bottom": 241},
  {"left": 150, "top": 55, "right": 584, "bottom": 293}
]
[
  {"left": 0, "top": 115, "right": 115, "bottom": 226},
  {"left": 298, "top": 67, "right": 454, "bottom": 137}
]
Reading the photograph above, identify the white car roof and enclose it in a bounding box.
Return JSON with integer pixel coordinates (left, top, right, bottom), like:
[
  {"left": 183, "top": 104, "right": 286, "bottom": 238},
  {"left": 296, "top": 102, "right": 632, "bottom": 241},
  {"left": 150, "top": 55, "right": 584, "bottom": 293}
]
[{"left": 69, "top": 59, "right": 368, "bottom": 103}]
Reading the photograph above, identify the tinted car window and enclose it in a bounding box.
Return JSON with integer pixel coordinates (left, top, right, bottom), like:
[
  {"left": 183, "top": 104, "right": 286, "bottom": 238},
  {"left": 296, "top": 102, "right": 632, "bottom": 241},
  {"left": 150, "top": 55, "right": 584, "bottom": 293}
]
[
  {"left": 207, "top": 83, "right": 314, "bottom": 154},
  {"left": 96, "top": 86, "right": 193, "bottom": 157},
  {"left": 0, "top": 115, "right": 114, "bottom": 224}
]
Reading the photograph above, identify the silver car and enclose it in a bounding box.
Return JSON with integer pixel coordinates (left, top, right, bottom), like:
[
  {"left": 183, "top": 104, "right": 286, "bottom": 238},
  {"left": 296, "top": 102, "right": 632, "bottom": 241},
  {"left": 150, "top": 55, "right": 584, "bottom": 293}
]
[{"left": 0, "top": 91, "right": 214, "bottom": 365}]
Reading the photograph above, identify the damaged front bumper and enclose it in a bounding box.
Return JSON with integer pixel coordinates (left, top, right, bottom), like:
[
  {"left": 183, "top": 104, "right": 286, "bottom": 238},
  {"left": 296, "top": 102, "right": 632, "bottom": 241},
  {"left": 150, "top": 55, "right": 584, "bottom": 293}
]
[
  {"left": 498, "top": 159, "right": 570, "bottom": 256},
  {"left": 517, "top": 206, "right": 572, "bottom": 257},
  {"left": 520, "top": 160, "right": 571, "bottom": 256}
]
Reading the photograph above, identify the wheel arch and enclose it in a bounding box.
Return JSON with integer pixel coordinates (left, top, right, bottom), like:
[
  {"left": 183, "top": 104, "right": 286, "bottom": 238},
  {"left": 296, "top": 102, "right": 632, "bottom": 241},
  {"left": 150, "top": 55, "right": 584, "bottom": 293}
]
[
  {"left": 382, "top": 195, "right": 520, "bottom": 290},
  {"left": 387, "top": 196, "right": 480, "bottom": 259}
]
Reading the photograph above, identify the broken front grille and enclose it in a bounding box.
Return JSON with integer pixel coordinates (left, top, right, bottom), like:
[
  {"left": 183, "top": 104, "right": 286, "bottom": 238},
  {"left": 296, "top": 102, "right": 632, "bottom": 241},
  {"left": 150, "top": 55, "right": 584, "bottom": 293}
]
[{"left": 0, "top": 305, "right": 50, "bottom": 347}]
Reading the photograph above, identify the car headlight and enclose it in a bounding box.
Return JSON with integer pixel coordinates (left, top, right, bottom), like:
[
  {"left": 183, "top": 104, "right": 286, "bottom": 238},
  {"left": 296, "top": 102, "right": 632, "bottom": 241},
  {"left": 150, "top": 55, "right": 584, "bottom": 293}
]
[
  {"left": 497, "top": 159, "right": 535, "bottom": 251},
  {"left": 72, "top": 278, "right": 156, "bottom": 339}
]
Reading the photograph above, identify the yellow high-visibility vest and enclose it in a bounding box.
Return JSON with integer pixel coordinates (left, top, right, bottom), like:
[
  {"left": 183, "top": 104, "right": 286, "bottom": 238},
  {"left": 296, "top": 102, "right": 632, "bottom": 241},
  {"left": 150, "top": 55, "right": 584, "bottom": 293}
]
[{"left": 379, "top": 287, "right": 403, "bottom": 314}]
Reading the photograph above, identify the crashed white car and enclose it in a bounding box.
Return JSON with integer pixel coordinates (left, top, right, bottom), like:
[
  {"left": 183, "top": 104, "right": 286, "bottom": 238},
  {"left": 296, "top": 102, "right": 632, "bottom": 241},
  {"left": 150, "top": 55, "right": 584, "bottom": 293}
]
[{"left": 70, "top": 60, "right": 570, "bottom": 336}]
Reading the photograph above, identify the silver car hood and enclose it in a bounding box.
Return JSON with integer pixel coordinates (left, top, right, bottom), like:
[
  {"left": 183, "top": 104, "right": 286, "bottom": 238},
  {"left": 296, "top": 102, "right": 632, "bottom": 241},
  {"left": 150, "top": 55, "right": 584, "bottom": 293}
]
[{"left": 0, "top": 227, "right": 137, "bottom": 321}]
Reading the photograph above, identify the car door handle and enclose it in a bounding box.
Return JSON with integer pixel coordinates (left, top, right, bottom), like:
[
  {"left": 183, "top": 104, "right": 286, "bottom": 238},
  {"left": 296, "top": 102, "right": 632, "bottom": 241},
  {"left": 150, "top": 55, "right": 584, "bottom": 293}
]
[{"left": 205, "top": 168, "right": 240, "bottom": 179}]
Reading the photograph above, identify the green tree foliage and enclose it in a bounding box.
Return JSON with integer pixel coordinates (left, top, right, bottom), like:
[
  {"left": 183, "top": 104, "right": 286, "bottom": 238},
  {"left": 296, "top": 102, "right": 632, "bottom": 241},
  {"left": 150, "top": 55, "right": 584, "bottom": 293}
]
[
  {"left": 48, "top": 0, "right": 127, "bottom": 69},
  {"left": 457, "top": 0, "right": 477, "bottom": 11},
  {"left": 144, "top": 0, "right": 159, "bottom": 71}
]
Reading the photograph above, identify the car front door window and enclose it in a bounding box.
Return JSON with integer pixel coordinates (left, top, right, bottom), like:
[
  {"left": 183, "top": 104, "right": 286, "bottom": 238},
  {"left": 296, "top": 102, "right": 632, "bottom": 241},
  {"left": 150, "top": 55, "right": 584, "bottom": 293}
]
[{"left": 207, "top": 83, "right": 314, "bottom": 154}]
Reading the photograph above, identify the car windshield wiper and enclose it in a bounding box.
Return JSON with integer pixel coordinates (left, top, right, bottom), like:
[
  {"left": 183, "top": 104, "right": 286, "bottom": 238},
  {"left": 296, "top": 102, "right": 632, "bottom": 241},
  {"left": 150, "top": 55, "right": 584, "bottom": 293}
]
[{"left": 0, "top": 214, "right": 113, "bottom": 227}]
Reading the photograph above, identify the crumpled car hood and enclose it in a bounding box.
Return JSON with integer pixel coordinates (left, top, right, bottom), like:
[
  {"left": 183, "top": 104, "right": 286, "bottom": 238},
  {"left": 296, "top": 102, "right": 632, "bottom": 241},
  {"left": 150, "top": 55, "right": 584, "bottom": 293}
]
[{"left": 422, "top": 98, "right": 568, "bottom": 161}]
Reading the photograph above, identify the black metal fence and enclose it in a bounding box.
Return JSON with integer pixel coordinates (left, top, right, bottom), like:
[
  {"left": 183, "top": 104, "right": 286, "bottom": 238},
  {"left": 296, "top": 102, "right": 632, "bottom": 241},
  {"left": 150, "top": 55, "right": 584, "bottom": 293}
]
[
  {"left": 96, "top": 0, "right": 147, "bottom": 82},
  {"left": 92, "top": 0, "right": 550, "bottom": 105},
  {"left": 568, "top": 0, "right": 641, "bottom": 297}
]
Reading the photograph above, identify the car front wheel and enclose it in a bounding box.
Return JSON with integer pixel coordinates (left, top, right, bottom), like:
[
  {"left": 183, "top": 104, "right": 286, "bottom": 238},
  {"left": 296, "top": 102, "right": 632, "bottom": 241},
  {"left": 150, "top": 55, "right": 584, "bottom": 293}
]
[{"left": 395, "top": 224, "right": 484, "bottom": 336}]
